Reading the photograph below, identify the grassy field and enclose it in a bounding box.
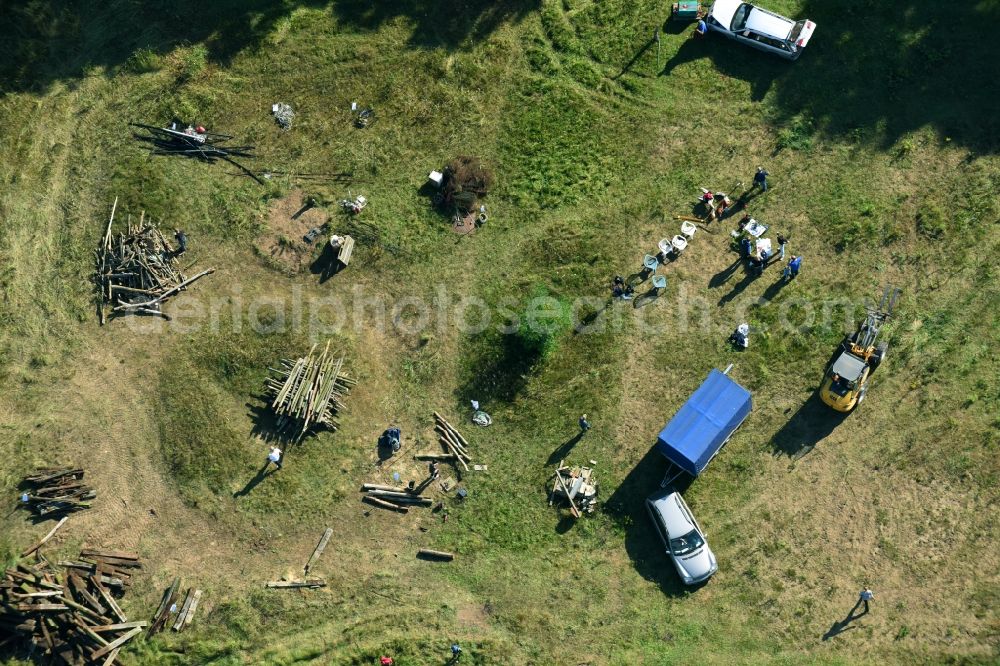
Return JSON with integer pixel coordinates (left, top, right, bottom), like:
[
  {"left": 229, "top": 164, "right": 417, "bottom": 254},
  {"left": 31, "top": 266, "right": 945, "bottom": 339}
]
[{"left": 1, "top": 1, "right": 998, "bottom": 664}]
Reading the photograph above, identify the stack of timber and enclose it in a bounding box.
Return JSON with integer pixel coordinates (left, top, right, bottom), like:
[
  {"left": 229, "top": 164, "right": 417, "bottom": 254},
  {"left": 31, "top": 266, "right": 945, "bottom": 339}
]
[
  {"left": 0, "top": 552, "right": 144, "bottom": 664},
  {"left": 20, "top": 468, "right": 95, "bottom": 517},
  {"left": 360, "top": 483, "right": 433, "bottom": 513},
  {"left": 57, "top": 550, "right": 142, "bottom": 595},
  {"left": 433, "top": 412, "right": 472, "bottom": 471},
  {"left": 93, "top": 197, "right": 215, "bottom": 323},
  {"left": 264, "top": 341, "right": 355, "bottom": 440}
]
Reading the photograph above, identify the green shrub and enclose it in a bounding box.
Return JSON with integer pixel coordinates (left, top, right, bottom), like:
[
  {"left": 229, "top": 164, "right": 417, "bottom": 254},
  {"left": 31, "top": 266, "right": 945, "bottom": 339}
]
[
  {"left": 181, "top": 45, "right": 209, "bottom": 80},
  {"left": 916, "top": 203, "right": 946, "bottom": 239},
  {"left": 515, "top": 285, "right": 572, "bottom": 359},
  {"left": 777, "top": 115, "right": 814, "bottom": 152},
  {"left": 126, "top": 47, "right": 162, "bottom": 73}
]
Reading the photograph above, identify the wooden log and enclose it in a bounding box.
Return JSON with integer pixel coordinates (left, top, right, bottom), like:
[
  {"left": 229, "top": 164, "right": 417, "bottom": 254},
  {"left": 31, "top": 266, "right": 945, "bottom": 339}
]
[
  {"left": 181, "top": 590, "right": 202, "bottom": 629},
  {"left": 360, "top": 484, "right": 408, "bottom": 493},
  {"left": 417, "top": 549, "right": 454, "bottom": 561},
  {"left": 304, "top": 528, "right": 333, "bottom": 574},
  {"left": 91, "top": 621, "right": 148, "bottom": 632},
  {"left": 20, "top": 517, "right": 69, "bottom": 557},
  {"left": 413, "top": 453, "right": 457, "bottom": 461},
  {"left": 79, "top": 550, "right": 138, "bottom": 561},
  {"left": 362, "top": 496, "right": 409, "bottom": 513},
  {"left": 90, "top": 626, "right": 142, "bottom": 660},
  {"left": 172, "top": 588, "right": 195, "bottom": 631},
  {"left": 90, "top": 576, "right": 126, "bottom": 623},
  {"left": 363, "top": 491, "right": 431, "bottom": 504},
  {"left": 264, "top": 579, "right": 326, "bottom": 589}
]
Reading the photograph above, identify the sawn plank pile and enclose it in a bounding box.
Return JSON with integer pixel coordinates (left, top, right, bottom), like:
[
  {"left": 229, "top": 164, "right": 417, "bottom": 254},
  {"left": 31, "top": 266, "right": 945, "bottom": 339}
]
[
  {"left": 20, "top": 468, "right": 95, "bottom": 517},
  {"left": 0, "top": 550, "right": 144, "bottom": 664},
  {"left": 264, "top": 341, "right": 355, "bottom": 440}
]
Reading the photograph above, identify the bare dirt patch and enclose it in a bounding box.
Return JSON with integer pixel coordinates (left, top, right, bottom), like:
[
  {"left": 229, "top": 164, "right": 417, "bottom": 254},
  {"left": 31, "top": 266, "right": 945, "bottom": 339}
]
[{"left": 258, "top": 189, "right": 330, "bottom": 273}]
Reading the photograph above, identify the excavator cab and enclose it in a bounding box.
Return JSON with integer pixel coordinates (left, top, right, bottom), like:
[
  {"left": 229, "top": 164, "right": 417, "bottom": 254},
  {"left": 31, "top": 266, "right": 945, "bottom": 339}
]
[{"left": 819, "top": 287, "right": 898, "bottom": 412}]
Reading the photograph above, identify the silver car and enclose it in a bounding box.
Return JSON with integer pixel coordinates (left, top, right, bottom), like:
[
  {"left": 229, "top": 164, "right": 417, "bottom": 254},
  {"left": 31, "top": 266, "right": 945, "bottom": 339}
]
[
  {"left": 646, "top": 491, "right": 718, "bottom": 585},
  {"left": 706, "top": 0, "right": 816, "bottom": 60}
]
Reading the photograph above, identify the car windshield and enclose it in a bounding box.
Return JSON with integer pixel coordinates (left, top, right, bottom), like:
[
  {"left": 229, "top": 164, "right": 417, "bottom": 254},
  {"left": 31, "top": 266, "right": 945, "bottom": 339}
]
[
  {"left": 789, "top": 19, "right": 805, "bottom": 43},
  {"left": 731, "top": 4, "right": 753, "bottom": 31},
  {"left": 669, "top": 529, "right": 705, "bottom": 556}
]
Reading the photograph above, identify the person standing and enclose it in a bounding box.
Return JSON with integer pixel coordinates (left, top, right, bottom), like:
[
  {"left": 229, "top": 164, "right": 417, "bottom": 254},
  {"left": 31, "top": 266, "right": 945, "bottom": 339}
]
[
  {"left": 579, "top": 414, "right": 591, "bottom": 434},
  {"left": 859, "top": 587, "right": 874, "bottom": 614},
  {"left": 752, "top": 166, "right": 769, "bottom": 193},
  {"left": 173, "top": 229, "right": 188, "bottom": 256},
  {"left": 695, "top": 18, "right": 708, "bottom": 38},
  {"left": 775, "top": 233, "right": 788, "bottom": 262},
  {"left": 429, "top": 461, "right": 440, "bottom": 480},
  {"left": 784, "top": 255, "right": 802, "bottom": 279},
  {"left": 266, "top": 446, "right": 283, "bottom": 470},
  {"left": 449, "top": 643, "right": 462, "bottom": 662}
]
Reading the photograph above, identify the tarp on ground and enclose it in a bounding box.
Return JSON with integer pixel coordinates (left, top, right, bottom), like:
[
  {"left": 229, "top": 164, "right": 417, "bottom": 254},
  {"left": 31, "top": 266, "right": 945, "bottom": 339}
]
[{"left": 655, "top": 369, "right": 752, "bottom": 477}]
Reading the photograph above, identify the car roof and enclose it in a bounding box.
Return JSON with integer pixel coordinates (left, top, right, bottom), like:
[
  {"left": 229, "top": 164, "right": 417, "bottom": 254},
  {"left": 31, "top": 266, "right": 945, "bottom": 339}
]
[
  {"left": 746, "top": 7, "right": 793, "bottom": 39},
  {"left": 648, "top": 491, "right": 695, "bottom": 536},
  {"left": 709, "top": 0, "right": 743, "bottom": 27},
  {"left": 832, "top": 352, "right": 867, "bottom": 381}
]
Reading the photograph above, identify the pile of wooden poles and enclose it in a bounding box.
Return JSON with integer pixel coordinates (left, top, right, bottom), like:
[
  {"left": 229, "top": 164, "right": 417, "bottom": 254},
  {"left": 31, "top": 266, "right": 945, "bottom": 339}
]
[
  {"left": 93, "top": 197, "right": 214, "bottom": 323},
  {"left": 264, "top": 341, "right": 355, "bottom": 440},
  {"left": 360, "top": 483, "right": 433, "bottom": 514},
  {"left": 147, "top": 578, "right": 201, "bottom": 635},
  {"left": 433, "top": 412, "right": 472, "bottom": 471},
  {"left": 20, "top": 467, "right": 95, "bottom": 518},
  {"left": 0, "top": 551, "right": 144, "bottom": 665}
]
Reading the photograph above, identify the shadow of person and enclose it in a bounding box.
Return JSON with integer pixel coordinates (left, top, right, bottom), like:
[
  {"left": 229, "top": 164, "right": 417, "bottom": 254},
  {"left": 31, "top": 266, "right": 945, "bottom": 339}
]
[
  {"left": 709, "top": 257, "right": 743, "bottom": 288},
  {"left": 233, "top": 463, "right": 273, "bottom": 498},
  {"left": 612, "top": 37, "right": 655, "bottom": 80},
  {"left": 546, "top": 432, "right": 584, "bottom": 465},
  {"left": 822, "top": 618, "right": 858, "bottom": 641},
  {"left": 574, "top": 300, "right": 611, "bottom": 333},
  {"left": 632, "top": 286, "right": 661, "bottom": 309},
  {"left": 717, "top": 266, "right": 758, "bottom": 306},
  {"left": 761, "top": 273, "right": 791, "bottom": 301}
]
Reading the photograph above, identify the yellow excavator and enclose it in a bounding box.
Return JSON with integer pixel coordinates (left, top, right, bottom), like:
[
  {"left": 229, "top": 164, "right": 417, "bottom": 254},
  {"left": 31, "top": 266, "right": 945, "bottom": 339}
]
[{"left": 819, "top": 287, "right": 900, "bottom": 412}]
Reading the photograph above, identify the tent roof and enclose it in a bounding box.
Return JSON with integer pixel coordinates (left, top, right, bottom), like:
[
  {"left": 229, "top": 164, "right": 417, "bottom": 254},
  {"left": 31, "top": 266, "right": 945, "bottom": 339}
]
[{"left": 656, "top": 369, "right": 752, "bottom": 476}]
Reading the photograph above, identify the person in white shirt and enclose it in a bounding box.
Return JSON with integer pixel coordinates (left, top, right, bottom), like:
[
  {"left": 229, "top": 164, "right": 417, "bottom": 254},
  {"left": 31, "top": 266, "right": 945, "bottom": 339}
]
[{"left": 266, "top": 446, "right": 283, "bottom": 470}]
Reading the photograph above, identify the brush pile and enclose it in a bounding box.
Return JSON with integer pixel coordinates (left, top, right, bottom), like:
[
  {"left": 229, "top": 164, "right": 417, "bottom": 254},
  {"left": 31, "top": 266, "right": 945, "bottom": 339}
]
[
  {"left": 20, "top": 468, "right": 95, "bottom": 518},
  {"left": 264, "top": 341, "right": 355, "bottom": 440},
  {"left": 0, "top": 550, "right": 144, "bottom": 664},
  {"left": 437, "top": 156, "right": 493, "bottom": 213},
  {"left": 93, "top": 198, "right": 214, "bottom": 323}
]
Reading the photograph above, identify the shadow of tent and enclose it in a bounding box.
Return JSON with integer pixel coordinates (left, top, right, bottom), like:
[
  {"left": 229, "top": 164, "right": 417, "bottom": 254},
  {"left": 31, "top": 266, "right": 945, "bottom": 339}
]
[
  {"left": 770, "top": 393, "right": 848, "bottom": 458},
  {"left": 604, "top": 446, "right": 695, "bottom": 598}
]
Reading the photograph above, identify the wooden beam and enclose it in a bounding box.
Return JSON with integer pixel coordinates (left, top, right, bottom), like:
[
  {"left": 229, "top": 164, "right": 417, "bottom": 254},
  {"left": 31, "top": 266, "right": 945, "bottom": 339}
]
[
  {"left": 90, "top": 626, "right": 142, "bottom": 660},
  {"left": 417, "top": 549, "right": 454, "bottom": 561},
  {"left": 362, "top": 496, "right": 409, "bottom": 513},
  {"left": 304, "top": 528, "right": 333, "bottom": 574},
  {"left": 91, "top": 621, "right": 148, "bottom": 632},
  {"left": 21, "top": 517, "right": 68, "bottom": 557},
  {"left": 265, "top": 579, "right": 326, "bottom": 589},
  {"left": 555, "top": 472, "right": 581, "bottom": 519},
  {"left": 181, "top": 590, "right": 202, "bottom": 629}
]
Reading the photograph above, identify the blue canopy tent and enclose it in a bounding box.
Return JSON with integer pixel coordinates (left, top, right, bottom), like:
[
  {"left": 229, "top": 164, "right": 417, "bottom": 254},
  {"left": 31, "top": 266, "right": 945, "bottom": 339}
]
[{"left": 655, "top": 369, "right": 752, "bottom": 484}]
